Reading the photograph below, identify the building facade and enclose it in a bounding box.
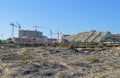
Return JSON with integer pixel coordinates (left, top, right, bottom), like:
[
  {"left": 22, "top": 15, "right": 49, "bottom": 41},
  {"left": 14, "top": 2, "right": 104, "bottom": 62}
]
[{"left": 19, "top": 30, "right": 43, "bottom": 39}]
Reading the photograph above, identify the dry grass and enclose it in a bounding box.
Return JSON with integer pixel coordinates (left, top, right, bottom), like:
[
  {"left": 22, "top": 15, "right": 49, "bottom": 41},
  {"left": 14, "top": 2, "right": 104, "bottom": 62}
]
[{"left": 0, "top": 46, "right": 120, "bottom": 78}]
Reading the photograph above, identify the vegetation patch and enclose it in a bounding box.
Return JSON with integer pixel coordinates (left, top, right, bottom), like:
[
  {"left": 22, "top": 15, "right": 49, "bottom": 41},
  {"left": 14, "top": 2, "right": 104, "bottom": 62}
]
[
  {"left": 1, "top": 53, "right": 21, "bottom": 62},
  {"left": 41, "top": 71, "right": 55, "bottom": 77},
  {"left": 60, "top": 43, "right": 74, "bottom": 49},
  {"left": 100, "top": 75, "right": 108, "bottom": 78},
  {"left": 21, "top": 56, "right": 33, "bottom": 64},
  {"left": 87, "top": 57, "right": 100, "bottom": 63}
]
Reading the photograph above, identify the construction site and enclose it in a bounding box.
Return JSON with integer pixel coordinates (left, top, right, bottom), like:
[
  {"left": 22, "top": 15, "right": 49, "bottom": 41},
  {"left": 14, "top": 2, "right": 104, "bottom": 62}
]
[
  {"left": 0, "top": 30, "right": 119, "bottom": 51},
  {"left": 0, "top": 22, "right": 120, "bottom": 51},
  {"left": 0, "top": 23, "right": 120, "bottom": 78}
]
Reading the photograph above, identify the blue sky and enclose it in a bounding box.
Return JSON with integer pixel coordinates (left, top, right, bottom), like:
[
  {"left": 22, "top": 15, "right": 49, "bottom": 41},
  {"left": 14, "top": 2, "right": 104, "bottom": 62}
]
[{"left": 0, "top": 0, "right": 120, "bottom": 39}]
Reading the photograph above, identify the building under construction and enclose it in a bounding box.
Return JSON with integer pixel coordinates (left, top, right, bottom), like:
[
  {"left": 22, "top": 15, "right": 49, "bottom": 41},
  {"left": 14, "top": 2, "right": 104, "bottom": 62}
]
[
  {"left": 12, "top": 30, "right": 46, "bottom": 45},
  {"left": 19, "top": 30, "right": 42, "bottom": 39}
]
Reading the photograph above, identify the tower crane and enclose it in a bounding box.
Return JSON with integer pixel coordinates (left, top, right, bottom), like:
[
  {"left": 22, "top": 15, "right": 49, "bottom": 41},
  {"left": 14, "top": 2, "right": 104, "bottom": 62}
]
[
  {"left": 10, "top": 22, "right": 21, "bottom": 38},
  {"left": 49, "top": 31, "right": 62, "bottom": 39},
  {"left": 33, "top": 25, "right": 39, "bottom": 31},
  {"left": 33, "top": 26, "right": 52, "bottom": 38}
]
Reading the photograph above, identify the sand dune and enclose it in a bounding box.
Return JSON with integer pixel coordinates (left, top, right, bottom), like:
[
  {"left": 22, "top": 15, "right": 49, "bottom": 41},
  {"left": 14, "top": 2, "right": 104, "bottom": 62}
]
[{"left": 0, "top": 46, "right": 120, "bottom": 78}]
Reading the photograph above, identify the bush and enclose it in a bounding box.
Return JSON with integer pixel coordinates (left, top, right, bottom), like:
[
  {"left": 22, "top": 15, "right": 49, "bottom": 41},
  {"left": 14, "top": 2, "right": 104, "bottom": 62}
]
[
  {"left": 21, "top": 56, "right": 33, "bottom": 64},
  {"left": 87, "top": 57, "right": 100, "bottom": 63},
  {"left": 0, "top": 39, "right": 7, "bottom": 44},
  {"left": 43, "top": 71, "right": 54, "bottom": 76},
  {"left": 60, "top": 43, "right": 74, "bottom": 49},
  {"left": 100, "top": 75, "right": 108, "bottom": 78}
]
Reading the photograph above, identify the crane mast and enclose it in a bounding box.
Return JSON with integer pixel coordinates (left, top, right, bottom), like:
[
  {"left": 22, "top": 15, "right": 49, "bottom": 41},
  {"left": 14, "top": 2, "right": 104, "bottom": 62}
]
[
  {"left": 10, "top": 22, "right": 21, "bottom": 38},
  {"left": 33, "top": 26, "right": 53, "bottom": 38}
]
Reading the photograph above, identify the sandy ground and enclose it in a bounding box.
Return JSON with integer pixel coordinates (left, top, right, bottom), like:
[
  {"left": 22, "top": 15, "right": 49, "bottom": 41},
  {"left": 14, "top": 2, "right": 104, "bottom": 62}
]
[{"left": 0, "top": 46, "right": 120, "bottom": 78}]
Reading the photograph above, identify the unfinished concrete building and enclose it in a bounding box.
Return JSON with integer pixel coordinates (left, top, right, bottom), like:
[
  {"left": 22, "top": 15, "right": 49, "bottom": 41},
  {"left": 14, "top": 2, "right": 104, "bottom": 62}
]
[
  {"left": 10, "top": 30, "right": 46, "bottom": 44},
  {"left": 62, "top": 30, "right": 113, "bottom": 42},
  {"left": 19, "top": 30, "right": 43, "bottom": 39}
]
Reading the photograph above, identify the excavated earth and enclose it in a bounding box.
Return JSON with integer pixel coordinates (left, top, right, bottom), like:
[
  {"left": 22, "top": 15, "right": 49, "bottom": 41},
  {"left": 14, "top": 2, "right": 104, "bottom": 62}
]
[{"left": 0, "top": 46, "right": 120, "bottom": 78}]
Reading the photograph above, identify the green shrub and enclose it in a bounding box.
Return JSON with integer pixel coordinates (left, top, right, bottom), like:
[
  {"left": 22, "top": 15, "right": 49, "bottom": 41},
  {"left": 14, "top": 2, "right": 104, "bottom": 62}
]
[
  {"left": 87, "top": 57, "right": 100, "bottom": 63},
  {"left": 43, "top": 71, "right": 54, "bottom": 76},
  {"left": 100, "top": 75, "right": 108, "bottom": 78},
  {"left": 21, "top": 56, "right": 33, "bottom": 64},
  {"left": 60, "top": 43, "right": 74, "bottom": 48}
]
